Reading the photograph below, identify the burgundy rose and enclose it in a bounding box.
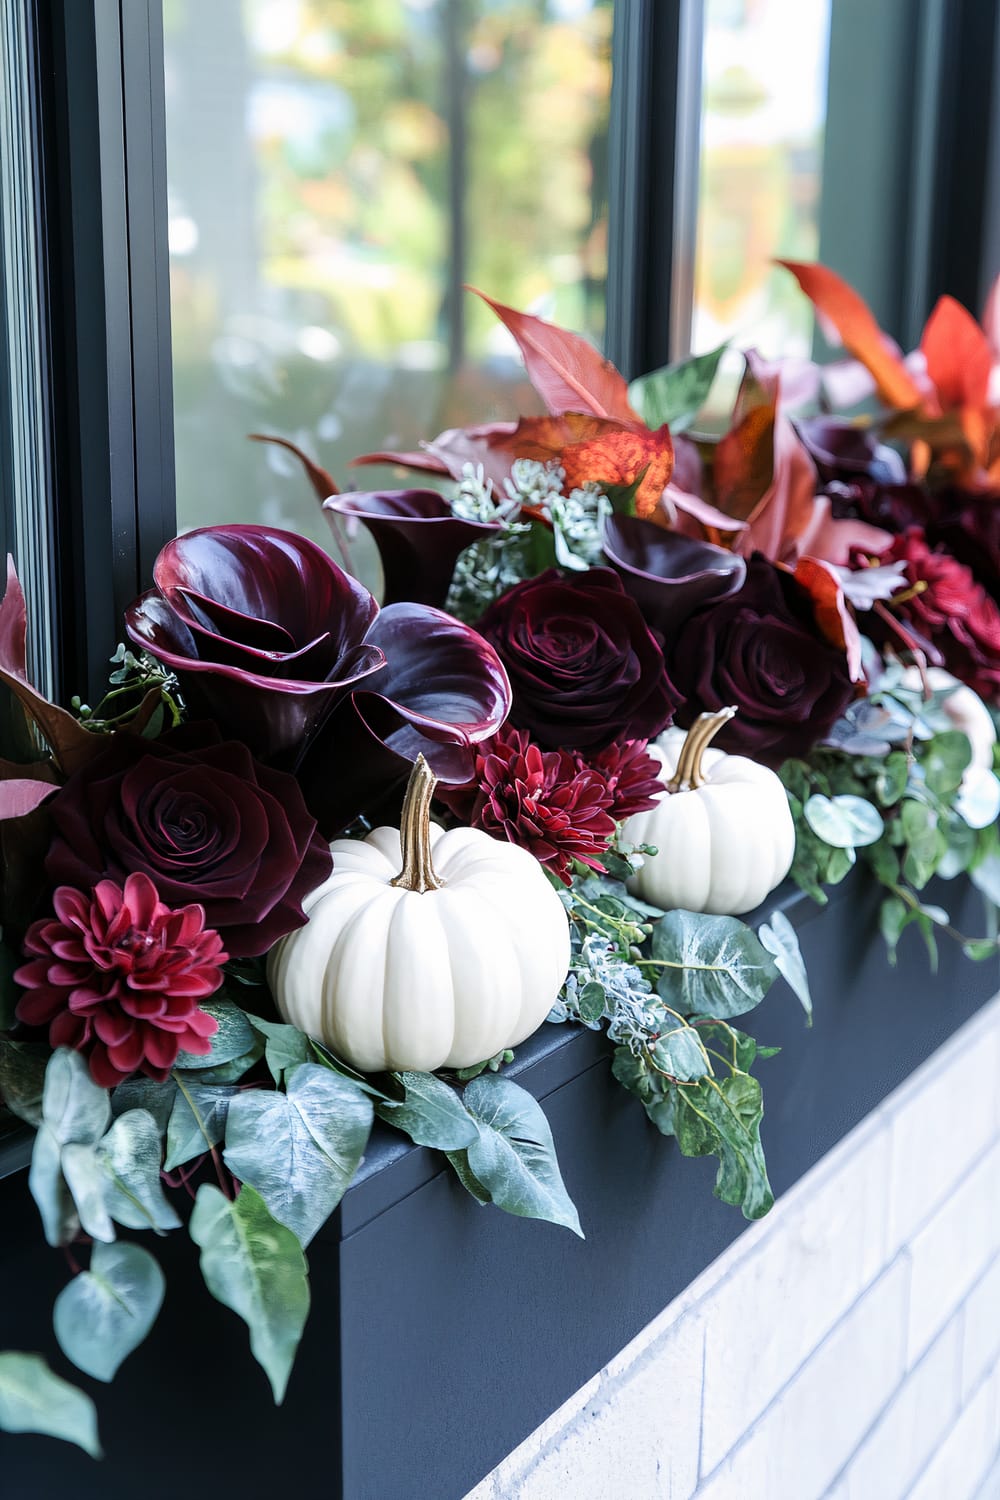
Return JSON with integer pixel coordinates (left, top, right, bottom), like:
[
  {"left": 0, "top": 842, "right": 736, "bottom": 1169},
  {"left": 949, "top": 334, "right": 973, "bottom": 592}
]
[
  {"left": 879, "top": 529, "right": 1000, "bottom": 702},
  {"left": 663, "top": 554, "right": 855, "bottom": 764},
  {"left": 450, "top": 728, "right": 615, "bottom": 886},
  {"left": 43, "top": 728, "right": 332, "bottom": 958},
  {"left": 476, "top": 568, "right": 677, "bottom": 751},
  {"left": 578, "top": 740, "right": 663, "bottom": 821},
  {"left": 15, "top": 873, "right": 225, "bottom": 1088}
]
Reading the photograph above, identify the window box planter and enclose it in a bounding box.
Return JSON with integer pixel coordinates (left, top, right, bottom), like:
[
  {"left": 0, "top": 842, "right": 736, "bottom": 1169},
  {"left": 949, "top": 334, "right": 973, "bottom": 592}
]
[{"left": 1, "top": 869, "right": 996, "bottom": 1499}]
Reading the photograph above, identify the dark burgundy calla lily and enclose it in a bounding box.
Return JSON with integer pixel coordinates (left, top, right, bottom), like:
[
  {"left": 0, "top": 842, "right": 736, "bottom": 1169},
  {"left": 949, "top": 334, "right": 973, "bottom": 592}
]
[
  {"left": 795, "top": 417, "right": 907, "bottom": 486},
  {"left": 602, "top": 514, "right": 747, "bottom": 635},
  {"left": 125, "top": 525, "right": 384, "bottom": 762},
  {"left": 324, "top": 489, "right": 499, "bottom": 607},
  {"left": 298, "top": 602, "right": 512, "bottom": 836}
]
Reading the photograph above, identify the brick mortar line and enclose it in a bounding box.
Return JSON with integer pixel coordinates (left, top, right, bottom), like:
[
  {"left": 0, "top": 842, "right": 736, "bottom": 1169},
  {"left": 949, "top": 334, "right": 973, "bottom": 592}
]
[{"left": 896, "top": 1347, "right": 1000, "bottom": 1500}]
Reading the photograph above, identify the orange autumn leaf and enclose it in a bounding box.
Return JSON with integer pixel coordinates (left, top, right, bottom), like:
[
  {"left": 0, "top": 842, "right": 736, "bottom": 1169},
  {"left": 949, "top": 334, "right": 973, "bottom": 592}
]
[
  {"left": 792, "top": 556, "right": 864, "bottom": 683},
  {"left": 778, "top": 260, "right": 923, "bottom": 411},
  {"left": 560, "top": 423, "right": 674, "bottom": 518},
  {"left": 470, "top": 288, "right": 641, "bottom": 424},
  {"left": 919, "top": 295, "right": 994, "bottom": 413},
  {"left": 712, "top": 403, "right": 776, "bottom": 525}
]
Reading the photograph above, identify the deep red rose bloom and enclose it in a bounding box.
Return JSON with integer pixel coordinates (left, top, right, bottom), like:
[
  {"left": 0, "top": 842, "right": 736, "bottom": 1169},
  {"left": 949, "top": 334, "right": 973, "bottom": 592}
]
[
  {"left": 880, "top": 529, "right": 1000, "bottom": 702},
  {"left": 476, "top": 568, "right": 677, "bottom": 752},
  {"left": 663, "top": 554, "right": 856, "bottom": 765},
  {"left": 44, "top": 728, "right": 332, "bottom": 957},
  {"left": 456, "top": 729, "right": 616, "bottom": 885},
  {"left": 15, "top": 873, "right": 225, "bottom": 1088},
  {"left": 577, "top": 740, "right": 663, "bottom": 821}
]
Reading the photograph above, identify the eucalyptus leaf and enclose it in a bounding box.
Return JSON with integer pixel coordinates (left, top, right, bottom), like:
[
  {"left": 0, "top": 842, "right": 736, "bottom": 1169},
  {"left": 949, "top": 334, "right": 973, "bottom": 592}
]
[
  {"left": 189, "top": 1184, "right": 310, "bottom": 1404},
  {"left": 804, "top": 793, "right": 884, "bottom": 849},
  {"left": 61, "top": 1142, "right": 115, "bottom": 1242},
  {"left": 174, "top": 1002, "right": 255, "bottom": 1071},
  {"left": 462, "top": 1075, "right": 582, "bottom": 1237},
  {"left": 963, "top": 937, "right": 1000, "bottom": 961},
  {"left": 650, "top": 910, "right": 779, "bottom": 1018},
  {"left": 53, "top": 1242, "right": 164, "bottom": 1382},
  {"left": 97, "top": 1109, "right": 181, "bottom": 1232},
  {"left": 0, "top": 1352, "right": 101, "bottom": 1456},
  {"left": 376, "top": 1071, "right": 478, "bottom": 1151},
  {"left": 41, "top": 1048, "right": 111, "bottom": 1147},
  {"left": 223, "top": 1063, "right": 373, "bottom": 1246},
  {"left": 955, "top": 767, "right": 1000, "bottom": 830},
  {"left": 758, "top": 909, "right": 813, "bottom": 1022},
  {"left": 165, "top": 1083, "right": 235, "bottom": 1172},
  {"left": 246, "top": 1016, "right": 311, "bottom": 1086},
  {"left": 29, "top": 1125, "right": 80, "bottom": 1247},
  {"left": 628, "top": 343, "right": 727, "bottom": 431}
]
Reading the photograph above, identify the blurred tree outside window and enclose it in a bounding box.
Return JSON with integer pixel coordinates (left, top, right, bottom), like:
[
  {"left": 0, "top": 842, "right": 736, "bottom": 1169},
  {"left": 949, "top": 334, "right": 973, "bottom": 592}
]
[{"left": 163, "top": 0, "right": 613, "bottom": 590}]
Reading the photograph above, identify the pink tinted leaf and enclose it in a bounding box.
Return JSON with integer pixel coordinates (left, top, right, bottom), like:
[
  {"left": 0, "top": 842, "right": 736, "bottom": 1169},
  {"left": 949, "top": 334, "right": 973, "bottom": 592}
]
[
  {"left": 0, "top": 556, "right": 27, "bottom": 679},
  {"left": 0, "top": 779, "right": 58, "bottom": 820},
  {"left": 470, "top": 288, "right": 639, "bottom": 422},
  {"left": 249, "top": 434, "right": 339, "bottom": 501}
]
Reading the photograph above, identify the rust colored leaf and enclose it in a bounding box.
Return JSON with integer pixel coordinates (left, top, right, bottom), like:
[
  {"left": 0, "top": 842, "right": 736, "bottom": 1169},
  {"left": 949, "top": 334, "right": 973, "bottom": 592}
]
[
  {"left": 919, "top": 295, "right": 994, "bottom": 413},
  {"left": 560, "top": 423, "right": 674, "bottom": 518},
  {"left": 793, "top": 557, "right": 864, "bottom": 683},
  {"left": 0, "top": 556, "right": 26, "bottom": 679},
  {"left": 712, "top": 404, "right": 776, "bottom": 525},
  {"left": 249, "top": 434, "right": 339, "bottom": 500},
  {"left": 778, "top": 261, "right": 923, "bottom": 410},
  {"left": 470, "top": 288, "right": 640, "bottom": 423},
  {"left": 0, "top": 663, "right": 103, "bottom": 777}
]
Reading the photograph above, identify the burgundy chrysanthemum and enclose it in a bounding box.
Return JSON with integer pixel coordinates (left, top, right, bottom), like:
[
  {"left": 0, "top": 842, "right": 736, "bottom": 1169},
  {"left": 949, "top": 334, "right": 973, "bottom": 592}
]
[
  {"left": 878, "top": 528, "right": 1000, "bottom": 702},
  {"left": 577, "top": 740, "right": 663, "bottom": 821},
  {"left": 15, "top": 873, "right": 226, "bottom": 1088},
  {"left": 464, "top": 729, "right": 616, "bottom": 885}
]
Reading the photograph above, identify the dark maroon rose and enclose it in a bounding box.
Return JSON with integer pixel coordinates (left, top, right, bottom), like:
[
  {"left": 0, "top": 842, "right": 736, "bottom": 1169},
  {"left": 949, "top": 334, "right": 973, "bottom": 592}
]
[
  {"left": 15, "top": 873, "right": 225, "bottom": 1088},
  {"left": 578, "top": 739, "right": 663, "bottom": 821},
  {"left": 664, "top": 554, "right": 856, "bottom": 764},
  {"left": 879, "top": 529, "right": 1000, "bottom": 702},
  {"left": 476, "top": 568, "right": 677, "bottom": 751},
  {"left": 43, "top": 728, "right": 333, "bottom": 957},
  {"left": 444, "top": 728, "right": 615, "bottom": 886}
]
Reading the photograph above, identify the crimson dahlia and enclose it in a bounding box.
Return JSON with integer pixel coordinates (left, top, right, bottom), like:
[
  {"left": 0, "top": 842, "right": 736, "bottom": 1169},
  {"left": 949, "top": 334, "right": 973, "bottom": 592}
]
[{"left": 15, "top": 873, "right": 225, "bottom": 1088}]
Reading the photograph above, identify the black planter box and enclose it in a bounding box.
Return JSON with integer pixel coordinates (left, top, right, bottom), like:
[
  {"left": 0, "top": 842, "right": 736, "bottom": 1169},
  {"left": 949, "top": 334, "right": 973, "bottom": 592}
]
[{"left": 1, "top": 871, "right": 997, "bottom": 1500}]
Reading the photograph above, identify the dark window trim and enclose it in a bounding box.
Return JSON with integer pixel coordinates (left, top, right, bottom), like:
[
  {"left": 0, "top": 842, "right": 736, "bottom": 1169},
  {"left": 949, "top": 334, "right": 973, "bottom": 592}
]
[{"left": 36, "top": 0, "right": 175, "bottom": 703}]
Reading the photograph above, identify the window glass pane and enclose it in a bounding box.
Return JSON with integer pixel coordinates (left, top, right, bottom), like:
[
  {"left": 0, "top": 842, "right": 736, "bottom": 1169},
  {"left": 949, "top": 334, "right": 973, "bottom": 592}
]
[
  {"left": 691, "top": 0, "right": 831, "bottom": 358},
  {"left": 163, "top": 0, "right": 613, "bottom": 590}
]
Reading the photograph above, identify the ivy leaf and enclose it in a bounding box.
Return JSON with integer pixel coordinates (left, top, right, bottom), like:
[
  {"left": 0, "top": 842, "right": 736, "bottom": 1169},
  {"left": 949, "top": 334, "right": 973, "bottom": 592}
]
[
  {"left": 40, "top": 1048, "right": 111, "bottom": 1146},
  {"left": 0, "top": 1352, "right": 101, "bottom": 1456},
  {"left": 461, "top": 1075, "right": 583, "bottom": 1237},
  {"left": 110, "top": 1076, "right": 177, "bottom": 1133},
  {"left": 758, "top": 909, "right": 813, "bottom": 1022},
  {"left": 97, "top": 1109, "right": 181, "bottom": 1232},
  {"left": 187, "top": 1036, "right": 264, "bottom": 1085},
  {"left": 246, "top": 1016, "right": 311, "bottom": 1086},
  {"left": 445, "top": 1149, "right": 492, "bottom": 1204},
  {"left": 309, "top": 1039, "right": 392, "bottom": 1099},
  {"left": 675, "top": 1074, "right": 774, "bottom": 1219},
  {"left": 175, "top": 1002, "right": 255, "bottom": 1071},
  {"left": 53, "top": 1242, "right": 165, "bottom": 1383},
  {"left": 376, "top": 1071, "right": 478, "bottom": 1151},
  {"left": 61, "top": 1143, "right": 115, "bottom": 1243},
  {"left": 164, "top": 1083, "right": 235, "bottom": 1172},
  {"left": 628, "top": 343, "right": 727, "bottom": 432},
  {"left": 804, "top": 793, "right": 884, "bottom": 848},
  {"left": 189, "top": 1184, "right": 310, "bottom": 1404},
  {"left": 222, "top": 1063, "right": 373, "bottom": 1247},
  {"left": 650, "top": 911, "right": 779, "bottom": 1018}
]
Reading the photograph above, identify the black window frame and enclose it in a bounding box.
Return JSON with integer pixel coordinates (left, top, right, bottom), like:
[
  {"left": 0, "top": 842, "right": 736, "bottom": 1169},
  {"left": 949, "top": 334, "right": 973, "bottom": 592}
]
[{"left": 5, "top": 0, "right": 1000, "bottom": 705}]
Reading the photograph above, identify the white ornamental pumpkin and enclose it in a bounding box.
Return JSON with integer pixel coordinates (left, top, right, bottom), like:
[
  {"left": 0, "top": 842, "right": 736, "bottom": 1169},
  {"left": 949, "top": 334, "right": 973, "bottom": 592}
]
[
  {"left": 622, "top": 708, "right": 795, "bottom": 916},
  {"left": 267, "top": 755, "right": 570, "bottom": 1073}
]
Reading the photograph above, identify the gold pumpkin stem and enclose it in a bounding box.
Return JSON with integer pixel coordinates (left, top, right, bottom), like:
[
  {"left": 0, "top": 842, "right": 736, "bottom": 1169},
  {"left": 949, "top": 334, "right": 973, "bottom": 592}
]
[
  {"left": 666, "top": 707, "right": 738, "bottom": 792},
  {"left": 391, "top": 754, "right": 446, "bottom": 893}
]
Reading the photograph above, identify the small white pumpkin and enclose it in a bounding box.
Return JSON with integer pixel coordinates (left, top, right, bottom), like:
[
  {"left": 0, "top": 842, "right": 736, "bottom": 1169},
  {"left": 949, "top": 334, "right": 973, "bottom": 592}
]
[
  {"left": 267, "top": 755, "right": 570, "bottom": 1073},
  {"left": 622, "top": 708, "right": 795, "bottom": 916}
]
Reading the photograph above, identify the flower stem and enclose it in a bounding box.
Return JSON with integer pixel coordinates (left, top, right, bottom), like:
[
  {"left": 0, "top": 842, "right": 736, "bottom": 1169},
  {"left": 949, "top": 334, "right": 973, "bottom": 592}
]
[
  {"left": 666, "top": 707, "right": 737, "bottom": 792},
  {"left": 390, "top": 754, "right": 446, "bottom": 893}
]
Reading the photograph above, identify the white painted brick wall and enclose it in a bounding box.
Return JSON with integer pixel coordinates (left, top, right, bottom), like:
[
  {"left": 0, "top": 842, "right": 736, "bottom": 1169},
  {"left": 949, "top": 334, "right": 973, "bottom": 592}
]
[{"left": 466, "top": 990, "right": 1000, "bottom": 1500}]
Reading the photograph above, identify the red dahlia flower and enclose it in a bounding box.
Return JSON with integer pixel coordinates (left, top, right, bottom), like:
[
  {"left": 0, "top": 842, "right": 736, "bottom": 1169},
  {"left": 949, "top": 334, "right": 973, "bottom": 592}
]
[
  {"left": 880, "top": 529, "right": 1000, "bottom": 702},
  {"left": 578, "top": 740, "right": 663, "bottom": 821},
  {"left": 15, "top": 873, "right": 225, "bottom": 1088},
  {"left": 462, "top": 729, "right": 616, "bottom": 885}
]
